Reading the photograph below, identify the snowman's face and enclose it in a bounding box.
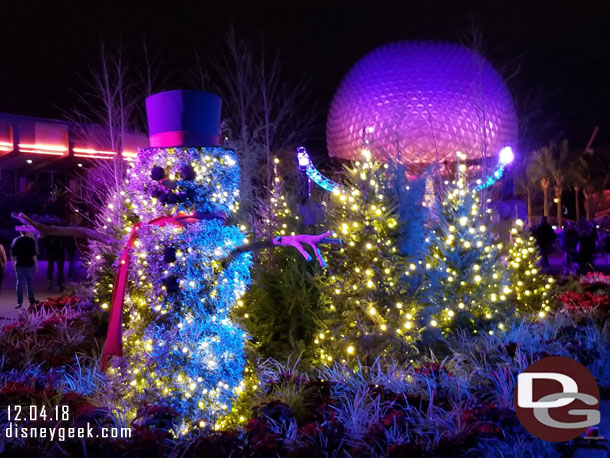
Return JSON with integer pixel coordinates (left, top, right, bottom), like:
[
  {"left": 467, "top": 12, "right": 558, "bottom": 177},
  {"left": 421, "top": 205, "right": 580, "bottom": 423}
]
[{"left": 127, "top": 146, "right": 240, "bottom": 220}]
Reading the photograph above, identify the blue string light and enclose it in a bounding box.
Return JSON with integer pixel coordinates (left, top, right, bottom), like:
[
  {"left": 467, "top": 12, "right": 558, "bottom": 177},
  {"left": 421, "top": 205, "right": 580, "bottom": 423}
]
[
  {"left": 474, "top": 146, "right": 514, "bottom": 191},
  {"left": 297, "top": 146, "right": 341, "bottom": 192}
]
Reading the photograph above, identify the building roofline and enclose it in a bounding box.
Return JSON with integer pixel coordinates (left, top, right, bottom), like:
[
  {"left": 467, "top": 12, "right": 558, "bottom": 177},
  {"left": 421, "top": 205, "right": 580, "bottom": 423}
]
[{"left": 0, "top": 112, "right": 146, "bottom": 136}]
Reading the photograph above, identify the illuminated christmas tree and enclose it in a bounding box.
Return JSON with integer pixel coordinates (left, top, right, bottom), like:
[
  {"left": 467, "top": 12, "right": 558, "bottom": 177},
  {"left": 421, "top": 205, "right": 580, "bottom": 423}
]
[
  {"left": 257, "top": 155, "right": 298, "bottom": 238},
  {"left": 505, "top": 219, "right": 554, "bottom": 317},
  {"left": 416, "top": 171, "right": 511, "bottom": 336},
  {"left": 315, "top": 150, "right": 415, "bottom": 366}
]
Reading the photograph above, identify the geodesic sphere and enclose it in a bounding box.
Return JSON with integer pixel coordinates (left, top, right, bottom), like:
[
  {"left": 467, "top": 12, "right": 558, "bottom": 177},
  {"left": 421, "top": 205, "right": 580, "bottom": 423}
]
[{"left": 326, "top": 42, "right": 518, "bottom": 168}]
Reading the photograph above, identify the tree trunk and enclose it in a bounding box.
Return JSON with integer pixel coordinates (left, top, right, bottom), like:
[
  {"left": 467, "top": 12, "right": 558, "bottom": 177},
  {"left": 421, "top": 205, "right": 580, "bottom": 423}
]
[
  {"left": 260, "top": 52, "right": 273, "bottom": 241},
  {"left": 574, "top": 186, "right": 580, "bottom": 221},
  {"left": 584, "top": 192, "right": 592, "bottom": 221},
  {"left": 527, "top": 186, "right": 532, "bottom": 225},
  {"left": 541, "top": 179, "right": 550, "bottom": 218},
  {"left": 555, "top": 186, "right": 563, "bottom": 227}
]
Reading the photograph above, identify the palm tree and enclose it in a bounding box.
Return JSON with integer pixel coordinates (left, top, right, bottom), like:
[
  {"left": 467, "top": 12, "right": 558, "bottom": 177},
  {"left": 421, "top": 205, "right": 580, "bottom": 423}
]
[
  {"left": 528, "top": 141, "right": 570, "bottom": 226},
  {"left": 528, "top": 147, "right": 552, "bottom": 219},
  {"left": 521, "top": 157, "right": 540, "bottom": 224},
  {"left": 579, "top": 150, "right": 610, "bottom": 220},
  {"left": 566, "top": 152, "right": 586, "bottom": 222},
  {"left": 549, "top": 140, "right": 570, "bottom": 227}
]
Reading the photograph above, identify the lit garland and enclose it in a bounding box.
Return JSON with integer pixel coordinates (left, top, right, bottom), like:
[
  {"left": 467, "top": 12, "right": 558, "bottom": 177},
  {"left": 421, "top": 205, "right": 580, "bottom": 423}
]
[
  {"left": 297, "top": 146, "right": 341, "bottom": 192},
  {"left": 474, "top": 146, "right": 514, "bottom": 191}
]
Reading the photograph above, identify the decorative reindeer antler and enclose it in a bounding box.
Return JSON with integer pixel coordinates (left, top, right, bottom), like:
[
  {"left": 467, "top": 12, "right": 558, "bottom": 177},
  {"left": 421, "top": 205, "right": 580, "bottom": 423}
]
[{"left": 272, "top": 231, "right": 339, "bottom": 267}]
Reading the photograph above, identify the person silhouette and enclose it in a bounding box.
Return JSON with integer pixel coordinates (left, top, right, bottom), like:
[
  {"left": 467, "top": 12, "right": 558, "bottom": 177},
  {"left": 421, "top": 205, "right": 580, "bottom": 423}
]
[
  {"left": 10, "top": 231, "right": 38, "bottom": 308},
  {"left": 534, "top": 216, "right": 556, "bottom": 268}
]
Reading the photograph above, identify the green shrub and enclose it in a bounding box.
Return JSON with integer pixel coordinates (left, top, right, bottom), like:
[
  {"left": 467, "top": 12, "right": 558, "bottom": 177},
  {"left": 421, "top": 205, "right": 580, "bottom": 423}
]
[{"left": 239, "top": 252, "right": 323, "bottom": 364}]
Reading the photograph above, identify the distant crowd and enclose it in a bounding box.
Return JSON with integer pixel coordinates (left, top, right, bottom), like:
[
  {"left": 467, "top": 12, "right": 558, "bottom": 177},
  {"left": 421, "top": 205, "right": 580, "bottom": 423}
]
[{"left": 532, "top": 216, "right": 610, "bottom": 274}]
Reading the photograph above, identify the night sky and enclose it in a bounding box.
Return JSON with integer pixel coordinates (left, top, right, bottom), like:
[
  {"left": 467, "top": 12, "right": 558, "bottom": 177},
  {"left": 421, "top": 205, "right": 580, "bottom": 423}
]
[{"left": 1, "top": 0, "right": 609, "bottom": 154}]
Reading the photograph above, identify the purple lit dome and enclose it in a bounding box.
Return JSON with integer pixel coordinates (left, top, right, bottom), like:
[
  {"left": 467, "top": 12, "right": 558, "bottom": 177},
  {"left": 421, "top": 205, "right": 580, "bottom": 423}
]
[{"left": 327, "top": 42, "right": 518, "bottom": 169}]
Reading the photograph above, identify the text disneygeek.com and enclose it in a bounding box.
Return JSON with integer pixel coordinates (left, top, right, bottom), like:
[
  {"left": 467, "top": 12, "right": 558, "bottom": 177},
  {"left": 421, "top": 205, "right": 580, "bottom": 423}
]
[{"left": 4, "top": 423, "right": 132, "bottom": 441}]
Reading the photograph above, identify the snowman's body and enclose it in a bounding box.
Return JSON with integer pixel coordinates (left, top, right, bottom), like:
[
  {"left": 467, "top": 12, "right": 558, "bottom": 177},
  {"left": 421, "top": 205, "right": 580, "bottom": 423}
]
[{"left": 115, "top": 145, "right": 251, "bottom": 423}]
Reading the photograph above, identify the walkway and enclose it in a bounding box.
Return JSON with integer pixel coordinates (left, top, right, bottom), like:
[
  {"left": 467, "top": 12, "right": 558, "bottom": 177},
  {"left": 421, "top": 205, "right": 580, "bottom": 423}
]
[{"left": 0, "top": 260, "right": 87, "bottom": 320}]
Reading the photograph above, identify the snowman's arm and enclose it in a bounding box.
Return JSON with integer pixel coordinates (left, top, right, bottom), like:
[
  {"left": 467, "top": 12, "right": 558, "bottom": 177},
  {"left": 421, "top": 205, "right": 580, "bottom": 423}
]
[
  {"left": 225, "top": 231, "right": 341, "bottom": 267},
  {"left": 229, "top": 239, "right": 275, "bottom": 255},
  {"left": 11, "top": 212, "right": 117, "bottom": 245}
]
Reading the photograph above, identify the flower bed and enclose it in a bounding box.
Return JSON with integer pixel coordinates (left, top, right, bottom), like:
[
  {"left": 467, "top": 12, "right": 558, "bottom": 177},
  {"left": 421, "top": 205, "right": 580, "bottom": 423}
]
[
  {"left": 1, "top": 284, "right": 608, "bottom": 457},
  {"left": 558, "top": 273, "right": 610, "bottom": 323}
]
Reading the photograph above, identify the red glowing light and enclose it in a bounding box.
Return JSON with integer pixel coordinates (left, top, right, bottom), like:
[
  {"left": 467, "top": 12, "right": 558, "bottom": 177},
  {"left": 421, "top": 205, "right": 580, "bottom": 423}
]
[
  {"left": 18, "top": 143, "right": 67, "bottom": 151},
  {"left": 74, "top": 153, "right": 116, "bottom": 159},
  {"left": 2, "top": 141, "right": 138, "bottom": 161},
  {"left": 0, "top": 140, "right": 13, "bottom": 152},
  {"left": 73, "top": 147, "right": 137, "bottom": 160},
  {"left": 18, "top": 143, "right": 68, "bottom": 156},
  {"left": 73, "top": 147, "right": 117, "bottom": 157},
  {"left": 19, "top": 149, "right": 66, "bottom": 156}
]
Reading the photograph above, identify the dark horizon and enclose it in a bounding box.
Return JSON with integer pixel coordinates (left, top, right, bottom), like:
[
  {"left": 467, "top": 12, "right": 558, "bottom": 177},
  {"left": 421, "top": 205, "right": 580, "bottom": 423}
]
[{"left": 1, "top": 0, "right": 609, "bottom": 155}]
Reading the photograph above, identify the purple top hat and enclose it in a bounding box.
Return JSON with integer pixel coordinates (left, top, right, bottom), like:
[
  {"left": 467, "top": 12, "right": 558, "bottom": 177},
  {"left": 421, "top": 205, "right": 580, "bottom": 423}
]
[{"left": 145, "top": 90, "right": 222, "bottom": 148}]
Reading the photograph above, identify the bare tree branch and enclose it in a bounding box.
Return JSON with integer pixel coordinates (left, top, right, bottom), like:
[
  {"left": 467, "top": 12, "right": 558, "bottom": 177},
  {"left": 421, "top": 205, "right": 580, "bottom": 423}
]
[{"left": 195, "top": 25, "right": 317, "bottom": 240}]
